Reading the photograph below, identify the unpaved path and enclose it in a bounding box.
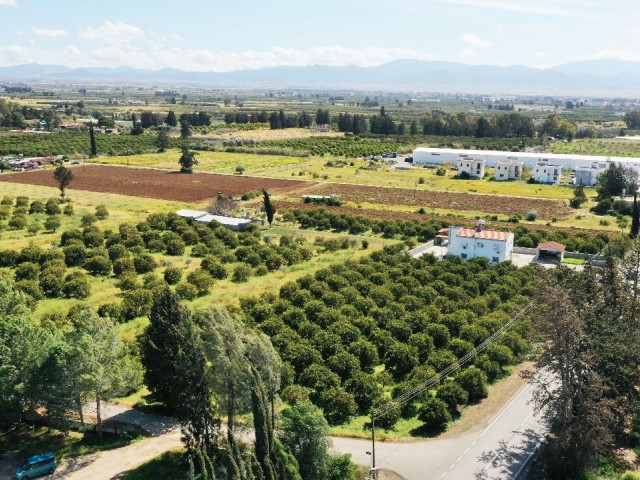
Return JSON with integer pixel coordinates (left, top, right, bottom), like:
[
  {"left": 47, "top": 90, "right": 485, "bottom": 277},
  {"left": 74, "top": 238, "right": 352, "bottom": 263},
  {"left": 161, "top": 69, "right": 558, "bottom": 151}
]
[{"left": 51, "top": 430, "right": 181, "bottom": 480}]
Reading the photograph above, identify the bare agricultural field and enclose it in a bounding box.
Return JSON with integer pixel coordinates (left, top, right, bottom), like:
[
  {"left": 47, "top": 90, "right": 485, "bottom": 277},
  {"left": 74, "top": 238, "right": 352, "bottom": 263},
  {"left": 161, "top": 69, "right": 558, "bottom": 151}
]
[
  {"left": 299, "top": 182, "right": 572, "bottom": 219},
  {"left": 0, "top": 165, "right": 312, "bottom": 202}
]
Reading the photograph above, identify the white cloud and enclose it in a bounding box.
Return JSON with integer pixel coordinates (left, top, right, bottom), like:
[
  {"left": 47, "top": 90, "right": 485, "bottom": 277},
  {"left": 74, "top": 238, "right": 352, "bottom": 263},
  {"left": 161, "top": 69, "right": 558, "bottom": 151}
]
[
  {"left": 32, "top": 28, "right": 68, "bottom": 38},
  {"left": 534, "top": 51, "right": 551, "bottom": 60},
  {"left": 439, "top": 0, "right": 589, "bottom": 17},
  {"left": 463, "top": 34, "right": 493, "bottom": 48},
  {"left": 79, "top": 21, "right": 144, "bottom": 44},
  {"left": 576, "top": 49, "right": 640, "bottom": 62},
  {"left": 459, "top": 48, "right": 478, "bottom": 60},
  {"left": 0, "top": 0, "right": 17, "bottom": 6},
  {"left": 0, "top": 43, "right": 438, "bottom": 71}
]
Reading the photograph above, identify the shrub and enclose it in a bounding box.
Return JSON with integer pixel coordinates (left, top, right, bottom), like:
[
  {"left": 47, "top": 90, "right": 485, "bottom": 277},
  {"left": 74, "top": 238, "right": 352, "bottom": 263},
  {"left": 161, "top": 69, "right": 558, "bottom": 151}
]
[
  {"left": 113, "top": 257, "right": 136, "bottom": 276},
  {"left": 81, "top": 213, "right": 97, "bottom": 227},
  {"left": 456, "top": 366, "right": 488, "bottom": 403},
  {"left": 63, "top": 272, "right": 91, "bottom": 299},
  {"left": 15, "top": 196, "right": 29, "bottom": 207},
  {"left": 436, "top": 167, "right": 447, "bottom": 176},
  {"left": 525, "top": 210, "right": 538, "bottom": 221},
  {"left": 0, "top": 196, "right": 12, "bottom": 206},
  {"left": 418, "top": 176, "right": 425, "bottom": 184},
  {"left": 316, "top": 387, "right": 357, "bottom": 425},
  {"left": 255, "top": 265, "right": 268, "bottom": 276},
  {"left": 232, "top": 265, "right": 252, "bottom": 282},
  {"left": 97, "top": 303, "right": 123, "bottom": 323},
  {"left": 84, "top": 256, "right": 112, "bottom": 276},
  {"left": 418, "top": 397, "right": 451, "bottom": 433},
  {"left": 29, "top": 200, "right": 45, "bottom": 214},
  {"left": 63, "top": 244, "right": 87, "bottom": 267},
  {"left": 95, "top": 204, "right": 109, "bottom": 220},
  {"left": 0, "top": 249, "right": 18, "bottom": 267},
  {"left": 63, "top": 204, "right": 74, "bottom": 216},
  {"left": 164, "top": 266, "right": 182, "bottom": 285},
  {"left": 200, "top": 256, "right": 228, "bottom": 279},
  {"left": 44, "top": 216, "right": 62, "bottom": 232},
  {"left": 15, "top": 279, "right": 44, "bottom": 300},
  {"left": 361, "top": 240, "right": 369, "bottom": 250},
  {"left": 134, "top": 254, "right": 157, "bottom": 274},
  {"left": 436, "top": 382, "right": 469, "bottom": 415},
  {"left": 8, "top": 215, "right": 27, "bottom": 230},
  {"left": 175, "top": 282, "right": 198, "bottom": 300},
  {"left": 117, "top": 273, "right": 139, "bottom": 291},
  {"left": 27, "top": 222, "right": 41, "bottom": 236},
  {"left": 165, "top": 238, "right": 186, "bottom": 256},
  {"left": 45, "top": 199, "right": 61, "bottom": 215},
  {"left": 40, "top": 273, "right": 65, "bottom": 298},
  {"left": 186, "top": 269, "right": 214, "bottom": 295},
  {"left": 83, "top": 228, "right": 104, "bottom": 248},
  {"left": 108, "top": 244, "right": 129, "bottom": 262},
  {"left": 121, "top": 289, "right": 154, "bottom": 320},
  {"left": 0, "top": 205, "right": 10, "bottom": 220},
  {"left": 15, "top": 262, "right": 40, "bottom": 281}
]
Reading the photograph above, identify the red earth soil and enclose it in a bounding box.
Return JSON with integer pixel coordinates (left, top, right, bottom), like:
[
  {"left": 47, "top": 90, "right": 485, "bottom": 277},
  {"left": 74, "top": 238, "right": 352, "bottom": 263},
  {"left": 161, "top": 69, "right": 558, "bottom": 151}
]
[{"left": 0, "top": 165, "right": 313, "bottom": 202}]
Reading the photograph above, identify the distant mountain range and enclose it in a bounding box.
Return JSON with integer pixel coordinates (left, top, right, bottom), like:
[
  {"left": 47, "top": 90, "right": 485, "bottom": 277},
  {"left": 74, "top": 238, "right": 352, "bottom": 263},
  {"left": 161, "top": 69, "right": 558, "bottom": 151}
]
[{"left": 1, "top": 59, "right": 640, "bottom": 96}]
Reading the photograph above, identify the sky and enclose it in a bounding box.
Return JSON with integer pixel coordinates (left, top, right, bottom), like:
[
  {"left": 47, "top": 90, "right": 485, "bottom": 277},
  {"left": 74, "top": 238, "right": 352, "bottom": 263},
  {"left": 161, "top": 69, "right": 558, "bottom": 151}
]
[{"left": 0, "top": 0, "right": 638, "bottom": 71}]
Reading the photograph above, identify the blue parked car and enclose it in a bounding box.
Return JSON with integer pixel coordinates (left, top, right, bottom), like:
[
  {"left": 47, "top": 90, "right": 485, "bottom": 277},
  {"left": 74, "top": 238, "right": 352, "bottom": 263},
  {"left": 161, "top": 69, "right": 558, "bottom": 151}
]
[{"left": 14, "top": 451, "right": 57, "bottom": 479}]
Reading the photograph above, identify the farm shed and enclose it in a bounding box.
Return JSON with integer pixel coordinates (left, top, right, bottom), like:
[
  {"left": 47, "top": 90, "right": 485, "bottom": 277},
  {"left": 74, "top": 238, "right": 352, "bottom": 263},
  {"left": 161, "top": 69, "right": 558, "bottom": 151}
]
[
  {"left": 537, "top": 241, "right": 565, "bottom": 262},
  {"left": 195, "top": 214, "right": 253, "bottom": 232},
  {"left": 176, "top": 209, "right": 253, "bottom": 231},
  {"left": 434, "top": 227, "right": 450, "bottom": 246}
]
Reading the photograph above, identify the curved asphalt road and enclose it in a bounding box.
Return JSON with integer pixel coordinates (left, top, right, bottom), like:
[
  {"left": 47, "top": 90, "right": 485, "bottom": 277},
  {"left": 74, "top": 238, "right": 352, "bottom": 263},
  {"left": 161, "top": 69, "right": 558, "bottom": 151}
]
[{"left": 332, "top": 381, "right": 548, "bottom": 480}]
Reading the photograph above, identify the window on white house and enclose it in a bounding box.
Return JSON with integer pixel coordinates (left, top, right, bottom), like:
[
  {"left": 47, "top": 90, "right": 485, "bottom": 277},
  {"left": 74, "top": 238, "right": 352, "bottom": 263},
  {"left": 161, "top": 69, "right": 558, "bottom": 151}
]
[
  {"left": 461, "top": 253, "right": 467, "bottom": 259},
  {"left": 492, "top": 257, "right": 499, "bottom": 263}
]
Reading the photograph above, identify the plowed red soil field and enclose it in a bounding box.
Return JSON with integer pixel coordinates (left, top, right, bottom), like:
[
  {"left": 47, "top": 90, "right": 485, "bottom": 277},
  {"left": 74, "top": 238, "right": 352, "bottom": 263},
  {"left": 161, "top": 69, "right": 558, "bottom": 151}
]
[
  {"left": 0, "top": 165, "right": 312, "bottom": 202},
  {"left": 301, "top": 183, "right": 571, "bottom": 219}
]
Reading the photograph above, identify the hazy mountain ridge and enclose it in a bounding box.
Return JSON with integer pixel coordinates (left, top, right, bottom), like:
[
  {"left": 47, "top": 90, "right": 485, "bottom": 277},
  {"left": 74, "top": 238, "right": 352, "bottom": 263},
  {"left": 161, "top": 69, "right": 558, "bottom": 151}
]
[{"left": 1, "top": 59, "right": 639, "bottom": 96}]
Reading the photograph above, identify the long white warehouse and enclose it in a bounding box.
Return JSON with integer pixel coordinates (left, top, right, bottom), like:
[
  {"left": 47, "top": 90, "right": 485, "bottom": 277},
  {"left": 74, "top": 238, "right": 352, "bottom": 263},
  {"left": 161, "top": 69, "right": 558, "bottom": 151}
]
[{"left": 413, "top": 147, "right": 640, "bottom": 172}]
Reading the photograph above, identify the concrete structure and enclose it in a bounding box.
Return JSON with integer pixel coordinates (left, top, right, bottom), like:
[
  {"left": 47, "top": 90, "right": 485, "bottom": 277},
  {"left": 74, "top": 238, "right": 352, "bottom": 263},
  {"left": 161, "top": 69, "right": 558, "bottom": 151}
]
[
  {"left": 574, "top": 161, "right": 608, "bottom": 186},
  {"left": 195, "top": 214, "right": 252, "bottom": 231},
  {"left": 494, "top": 159, "right": 523, "bottom": 181},
  {"left": 447, "top": 224, "right": 514, "bottom": 263},
  {"left": 457, "top": 158, "right": 485, "bottom": 178},
  {"left": 537, "top": 241, "right": 566, "bottom": 262},
  {"left": 533, "top": 162, "right": 562, "bottom": 184},
  {"left": 412, "top": 147, "right": 639, "bottom": 173},
  {"left": 176, "top": 209, "right": 252, "bottom": 231}
]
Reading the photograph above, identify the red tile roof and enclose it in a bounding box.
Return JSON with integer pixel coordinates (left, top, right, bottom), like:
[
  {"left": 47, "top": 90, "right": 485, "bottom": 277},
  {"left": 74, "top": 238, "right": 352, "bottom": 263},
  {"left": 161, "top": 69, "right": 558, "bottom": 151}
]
[
  {"left": 537, "top": 241, "right": 566, "bottom": 252},
  {"left": 455, "top": 228, "right": 512, "bottom": 242}
]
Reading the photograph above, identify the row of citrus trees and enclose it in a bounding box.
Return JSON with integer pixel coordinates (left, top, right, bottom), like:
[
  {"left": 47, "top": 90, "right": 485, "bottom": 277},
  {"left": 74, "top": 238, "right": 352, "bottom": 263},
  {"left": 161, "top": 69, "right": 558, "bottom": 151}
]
[{"left": 240, "top": 246, "right": 534, "bottom": 431}]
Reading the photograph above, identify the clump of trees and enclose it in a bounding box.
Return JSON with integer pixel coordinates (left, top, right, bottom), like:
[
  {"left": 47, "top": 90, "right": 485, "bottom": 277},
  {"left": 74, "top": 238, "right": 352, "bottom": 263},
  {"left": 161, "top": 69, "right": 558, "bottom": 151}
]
[
  {"left": 242, "top": 247, "right": 533, "bottom": 428},
  {"left": 527, "top": 246, "right": 640, "bottom": 479},
  {"left": 140, "top": 289, "right": 354, "bottom": 479}
]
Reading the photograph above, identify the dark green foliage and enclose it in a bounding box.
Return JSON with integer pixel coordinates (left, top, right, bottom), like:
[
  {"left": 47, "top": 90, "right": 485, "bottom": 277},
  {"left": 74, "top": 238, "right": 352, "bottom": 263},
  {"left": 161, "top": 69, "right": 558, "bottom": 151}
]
[
  {"left": 164, "top": 266, "right": 183, "bottom": 285},
  {"left": 84, "top": 255, "right": 112, "bottom": 276},
  {"left": 455, "top": 366, "right": 488, "bottom": 402},
  {"left": 134, "top": 254, "right": 157, "bottom": 274},
  {"left": 596, "top": 162, "right": 638, "bottom": 199},
  {"left": 186, "top": 269, "right": 214, "bottom": 295},
  {"left": 232, "top": 265, "right": 252, "bottom": 283},
  {"left": 263, "top": 189, "right": 276, "bottom": 228},
  {"left": 178, "top": 145, "right": 198, "bottom": 173},
  {"left": 95, "top": 204, "right": 109, "bottom": 220},
  {"left": 53, "top": 166, "right": 74, "bottom": 198},
  {"left": 436, "top": 382, "right": 469, "bottom": 415},
  {"left": 418, "top": 397, "right": 451, "bottom": 433}
]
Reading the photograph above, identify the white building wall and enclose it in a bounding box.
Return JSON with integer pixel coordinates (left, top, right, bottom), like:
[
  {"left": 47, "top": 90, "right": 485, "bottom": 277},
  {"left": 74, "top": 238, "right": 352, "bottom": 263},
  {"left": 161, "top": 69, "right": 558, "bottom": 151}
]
[
  {"left": 413, "top": 147, "right": 640, "bottom": 173},
  {"left": 457, "top": 159, "right": 485, "bottom": 178},
  {"left": 448, "top": 227, "right": 513, "bottom": 263},
  {"left": 495, "top": 161, "right": 523, "bottom": 181},
  {"left": 533, "top": 164, "right": 562, "bottom": 184}
]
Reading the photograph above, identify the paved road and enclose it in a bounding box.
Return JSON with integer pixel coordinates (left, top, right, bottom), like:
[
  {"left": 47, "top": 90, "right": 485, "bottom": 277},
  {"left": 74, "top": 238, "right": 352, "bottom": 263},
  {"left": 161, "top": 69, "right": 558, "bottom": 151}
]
[{"left": 332, "top": 381, "right": 547, "bottom": 480}]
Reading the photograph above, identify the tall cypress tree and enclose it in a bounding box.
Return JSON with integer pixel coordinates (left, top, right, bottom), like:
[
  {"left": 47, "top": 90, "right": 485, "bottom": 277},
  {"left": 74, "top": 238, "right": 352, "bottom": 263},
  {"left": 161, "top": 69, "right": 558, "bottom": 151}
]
[
  {"left": 262, "top": 189, "right": 276, "bottom": 228},
  {"left": 631, "top": 192, "right": 639, "bottom": 238},
  {"left": 89, "top": 122, "right": 97, "bottom": 157},
  {"left": 250, "top": 367, "right": 276, "bottom": 480}
]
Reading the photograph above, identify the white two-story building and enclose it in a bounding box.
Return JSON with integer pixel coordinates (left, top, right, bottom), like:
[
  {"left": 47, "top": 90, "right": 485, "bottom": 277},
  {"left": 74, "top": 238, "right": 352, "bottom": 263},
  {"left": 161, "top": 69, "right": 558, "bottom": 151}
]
[
  {"left": 494, "top": 159, "right": 523, "bottom": 181},
  {"left": 457, "top": 158, "right": 485, "bottom": 179},
  {"left": 533, "top": 162, "right": 562, "bottom": 184},
  {"left": 448, "top": 225, "right": 514, "bottom": 263},
  {"left": 574, "top": 162, "right": 608, "bottom": 187}
]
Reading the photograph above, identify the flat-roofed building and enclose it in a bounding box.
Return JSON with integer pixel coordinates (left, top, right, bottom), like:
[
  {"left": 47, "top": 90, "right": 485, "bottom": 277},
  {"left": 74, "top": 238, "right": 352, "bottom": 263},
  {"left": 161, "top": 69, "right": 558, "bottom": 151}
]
[{"left": 494, "top": 159, "right": 523, "bottom": 181}]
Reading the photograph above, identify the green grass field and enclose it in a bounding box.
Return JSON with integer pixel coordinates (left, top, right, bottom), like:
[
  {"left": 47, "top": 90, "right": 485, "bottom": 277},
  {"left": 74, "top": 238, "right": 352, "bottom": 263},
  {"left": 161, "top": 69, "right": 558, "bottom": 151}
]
[{"left": 550, "top": 138, "right": 640, "bottom": 157}]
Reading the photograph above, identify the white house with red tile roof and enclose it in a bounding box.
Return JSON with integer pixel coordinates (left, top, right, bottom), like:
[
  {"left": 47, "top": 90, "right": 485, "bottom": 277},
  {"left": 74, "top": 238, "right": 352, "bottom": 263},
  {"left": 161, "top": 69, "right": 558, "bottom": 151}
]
[{"left": 448, "top": 224, "right": 514, "bottom": 263}]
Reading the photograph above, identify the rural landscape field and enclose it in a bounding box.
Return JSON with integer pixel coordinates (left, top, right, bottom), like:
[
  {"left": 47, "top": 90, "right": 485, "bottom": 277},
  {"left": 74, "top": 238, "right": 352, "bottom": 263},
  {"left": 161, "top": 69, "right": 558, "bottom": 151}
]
[{"left": 1, "top": 2, "right": 640, "bottom": 480}]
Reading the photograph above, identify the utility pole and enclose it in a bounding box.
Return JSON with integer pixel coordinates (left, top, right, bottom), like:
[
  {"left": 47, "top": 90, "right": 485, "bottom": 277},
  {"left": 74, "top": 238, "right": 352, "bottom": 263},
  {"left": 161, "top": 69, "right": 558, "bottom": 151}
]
[{"left": 371, "top": 413, "right": 376, "bottom": 471}]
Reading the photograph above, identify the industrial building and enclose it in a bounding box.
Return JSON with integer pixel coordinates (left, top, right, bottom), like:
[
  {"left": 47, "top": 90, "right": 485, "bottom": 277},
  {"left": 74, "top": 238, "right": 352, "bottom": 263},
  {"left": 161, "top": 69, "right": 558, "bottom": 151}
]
[{"left": 412, "top": 147, "right": 640, "bottom": 172}]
